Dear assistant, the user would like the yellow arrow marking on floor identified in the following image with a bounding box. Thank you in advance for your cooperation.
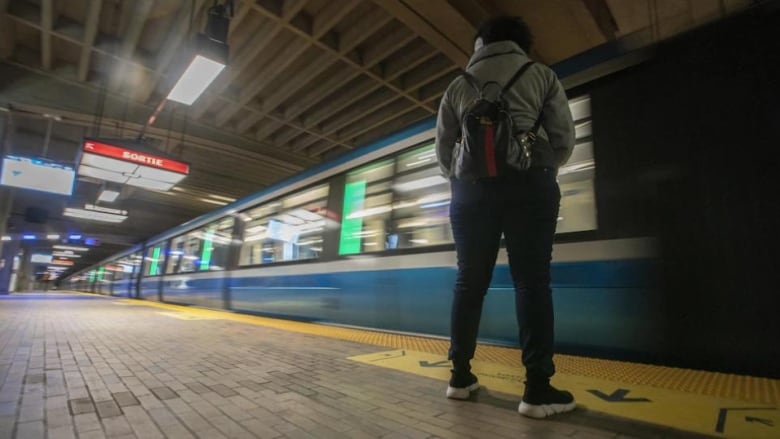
[348,350,778,438]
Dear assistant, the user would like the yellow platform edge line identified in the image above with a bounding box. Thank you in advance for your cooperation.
[78,292,777,405]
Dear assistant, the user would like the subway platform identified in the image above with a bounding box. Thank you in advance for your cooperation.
[1,292,777,439]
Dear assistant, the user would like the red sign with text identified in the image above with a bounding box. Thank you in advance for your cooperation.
[83,140,189,174]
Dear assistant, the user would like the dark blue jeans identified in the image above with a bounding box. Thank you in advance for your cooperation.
[448,168,561,385]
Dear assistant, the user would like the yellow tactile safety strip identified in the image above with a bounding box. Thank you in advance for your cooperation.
[112,296,779,405]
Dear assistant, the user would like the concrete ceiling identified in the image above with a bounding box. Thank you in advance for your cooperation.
[0,0,750,275]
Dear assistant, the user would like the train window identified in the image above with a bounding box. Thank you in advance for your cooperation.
[557,95,597,234]
[339,143,453,255]
[389,145,452,248]
[143,242,167,277]
[238,184,329,266]
[167,217,235,273]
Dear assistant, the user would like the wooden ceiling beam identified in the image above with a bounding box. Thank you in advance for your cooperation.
[189,17,286,120]
[312,0,361,39]
[583,0,619,41]
[4,12,155,80]
[224,0,361,132]
[338,6,393,55]
[209,94,354,151]
[253,8,392,141]
[269,38,436,145]
[310,87,443,157]
[281,0,308,20]
[190,0,309,120]
[311,102,416,157]
[234,50,336,134]
[254,120,285,142]
[293,89,399,151]
[287,46,443,152]
[0,0,14,60]
[272,31,419,148]
[251,2,437,116]
[109,0,153,90]
[229,0,253,36]
[77,0,103,82]
[394,55,456,90]
[40,0,53,70]
[347,107,432,152]
[214,35,310,127]
[371,0,471,67]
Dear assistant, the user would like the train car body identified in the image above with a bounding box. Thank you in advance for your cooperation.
[72,101,664,361]
[69,6,780,377]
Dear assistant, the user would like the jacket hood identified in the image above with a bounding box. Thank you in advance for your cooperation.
[467,41,528,69]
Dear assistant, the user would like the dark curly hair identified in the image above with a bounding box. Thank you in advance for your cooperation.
[475,16,533,53]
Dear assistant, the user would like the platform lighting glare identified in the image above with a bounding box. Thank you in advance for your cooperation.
[63,207,127,223]
[1,236,10,241]
[200,198,228,206]
[53,245,89,252]
[47,234,60,240]
[167,56,225,105]
[208,194,236,202]
[69,234,82,240]
[22,234,36,240]
[97,188,120,203]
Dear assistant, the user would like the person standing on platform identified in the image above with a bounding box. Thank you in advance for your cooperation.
[435,16,576,418]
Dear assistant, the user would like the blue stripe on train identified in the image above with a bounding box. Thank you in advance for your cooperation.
[158,259,664,355]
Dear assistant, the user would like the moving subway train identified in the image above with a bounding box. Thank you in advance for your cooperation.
[67,8,780,376]
[68,94,664,360]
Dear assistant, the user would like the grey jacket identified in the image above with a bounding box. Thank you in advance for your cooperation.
[436,41,575,177]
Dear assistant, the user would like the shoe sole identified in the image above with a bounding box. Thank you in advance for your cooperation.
[446,382,480,400]
[518,400,576,418]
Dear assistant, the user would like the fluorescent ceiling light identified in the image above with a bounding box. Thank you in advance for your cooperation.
[64,207,128,223]
[167,55,225,105]
[200,198,227,206]
[69,234,82,240]
[208,194,236,202]
[52,252,81,258]
[97,188,120,202]
[47,234,60,240]
[84,204,127,215]
[53,245,89,252]
[22,234,36,240]
[1,236,10,241]
[31,254,53,263]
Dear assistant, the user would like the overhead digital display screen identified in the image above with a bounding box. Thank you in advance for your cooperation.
[0,155,75,196]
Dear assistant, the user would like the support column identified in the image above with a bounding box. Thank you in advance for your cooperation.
[0,188,13,294]
[17,242,34,292]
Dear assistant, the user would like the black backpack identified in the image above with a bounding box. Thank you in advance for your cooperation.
[454,61,541,180]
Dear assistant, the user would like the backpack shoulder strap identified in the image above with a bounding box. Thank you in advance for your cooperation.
[501,61,535,95]
[459,70,482,94]
[502,61,545,135]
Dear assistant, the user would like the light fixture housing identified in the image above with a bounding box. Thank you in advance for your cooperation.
[167,33,228,105]
[97,183,121,203]
[63,207,128,224]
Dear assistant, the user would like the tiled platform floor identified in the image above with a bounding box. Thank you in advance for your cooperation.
[0,293,710,439]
